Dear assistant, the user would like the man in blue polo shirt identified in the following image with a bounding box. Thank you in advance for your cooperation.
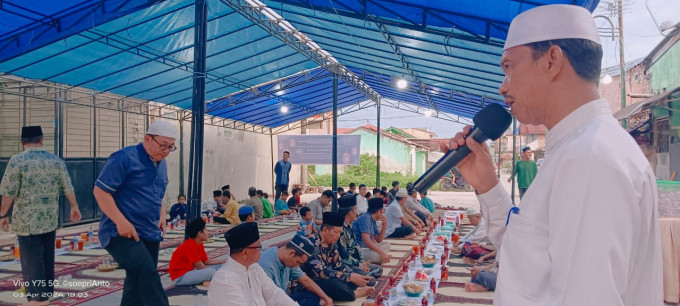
[93,121,176,306]
[274,150,292,200]
[353,198,391,264]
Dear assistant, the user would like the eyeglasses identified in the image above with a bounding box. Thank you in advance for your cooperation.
[151,136,177,152]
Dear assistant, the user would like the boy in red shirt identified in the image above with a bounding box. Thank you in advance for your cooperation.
[169,219,226,287]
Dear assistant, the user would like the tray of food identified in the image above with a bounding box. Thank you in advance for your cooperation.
[0,254,16,261]
[96,263,119,272]
[403,282,425,297]
[414,269,430,282]
[396,299,421,306]
[421,255,436,268]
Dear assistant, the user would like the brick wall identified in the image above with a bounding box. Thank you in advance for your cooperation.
[598,64,651,114]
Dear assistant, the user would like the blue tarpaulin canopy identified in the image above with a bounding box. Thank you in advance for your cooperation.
[0,0,599,128]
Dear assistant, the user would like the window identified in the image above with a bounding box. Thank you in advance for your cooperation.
[655,118,670,153]
[525,134,537,143]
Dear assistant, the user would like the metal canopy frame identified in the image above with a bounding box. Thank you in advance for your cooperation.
[220,0,381,104]
[265,0,510,47]
[0,0,600,131]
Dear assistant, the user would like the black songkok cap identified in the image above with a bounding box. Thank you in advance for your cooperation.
[337,195,356,208]
[322,212,344,227]
[224,222,260,250]
[368,198,384,211]
[21,126,42,138]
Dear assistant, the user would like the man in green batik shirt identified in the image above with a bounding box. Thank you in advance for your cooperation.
[257,190,274,219]
[0,126,81,305]
[508,146,539,199]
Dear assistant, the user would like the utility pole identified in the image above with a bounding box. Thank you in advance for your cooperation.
[618,0,627,128]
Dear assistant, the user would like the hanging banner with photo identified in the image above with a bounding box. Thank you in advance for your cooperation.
[277,135,361,165]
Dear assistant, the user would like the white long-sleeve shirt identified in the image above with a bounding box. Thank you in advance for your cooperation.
[477,99,663,306]
[355,195,368,215]
[406,197,431,216]
[201,198,218,212]
[207,258,298,306]
[457,216,488,248]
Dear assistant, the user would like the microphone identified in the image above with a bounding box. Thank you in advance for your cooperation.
[414,103,512,194]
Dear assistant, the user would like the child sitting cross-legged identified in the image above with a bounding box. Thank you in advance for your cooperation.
[296,206,317,239]
[169,218,226,287]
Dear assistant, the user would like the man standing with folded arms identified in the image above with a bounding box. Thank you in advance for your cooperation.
[94,121,177,306]
[447,5,662,305]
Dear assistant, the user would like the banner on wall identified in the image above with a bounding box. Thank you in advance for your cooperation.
[277,135,361,165]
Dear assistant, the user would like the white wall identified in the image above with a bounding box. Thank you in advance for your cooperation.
[160,118,302,206]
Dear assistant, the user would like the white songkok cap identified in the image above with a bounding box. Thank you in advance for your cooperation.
[467,206,481,216]
[146,121,177,139]
[504,4,601,51]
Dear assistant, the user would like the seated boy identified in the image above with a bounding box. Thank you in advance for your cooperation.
[297,206,316,238]
[239,205,256,224]
[169,219,226,287]
[275,191,291,215]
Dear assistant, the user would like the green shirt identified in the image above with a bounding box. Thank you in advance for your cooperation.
[0,147,74,236]
[511,159,538,188]
[420,197,435,213]
[261,198,274,219]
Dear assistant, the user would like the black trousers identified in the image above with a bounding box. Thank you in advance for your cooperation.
[275,184,288,202]
[18,231,56,302]
[414,211,428,224]
[387,225,414,238]
[213,216,231,224]
[315,278,358,301]
[105,236,169,306]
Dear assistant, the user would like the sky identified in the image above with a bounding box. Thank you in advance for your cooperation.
[337,0,680,139]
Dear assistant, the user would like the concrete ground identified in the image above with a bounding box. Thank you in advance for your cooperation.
[300,172,522,211]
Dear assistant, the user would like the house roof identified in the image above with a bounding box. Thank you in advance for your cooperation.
[384,127,415,138]
[345,124,429,149]
[645,28,680,66]
[600,58,646,78]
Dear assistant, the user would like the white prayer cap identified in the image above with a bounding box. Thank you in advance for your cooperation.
[504,4,601,51]
[467,206,481,216]
[146,121,177,139]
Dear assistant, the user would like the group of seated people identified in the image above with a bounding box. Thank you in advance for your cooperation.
[166,180,451,305]
[448,206,498,293]
[168,181,499,301]
[168,184,308,226]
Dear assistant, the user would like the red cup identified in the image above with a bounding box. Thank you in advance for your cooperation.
[55,239,62,249]
[77,240,84,251]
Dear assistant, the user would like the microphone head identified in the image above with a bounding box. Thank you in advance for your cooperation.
[473,103,512,140]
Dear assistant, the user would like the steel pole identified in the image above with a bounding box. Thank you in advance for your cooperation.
[376,100,381,187]
[331,74,338,212]
[187,0,208,220]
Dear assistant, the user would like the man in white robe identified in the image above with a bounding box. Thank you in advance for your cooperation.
[446,4,662,305]
[207,222,297,306]
[453,207,488,252]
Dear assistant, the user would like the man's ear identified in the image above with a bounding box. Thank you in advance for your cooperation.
[545,45,566,81]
